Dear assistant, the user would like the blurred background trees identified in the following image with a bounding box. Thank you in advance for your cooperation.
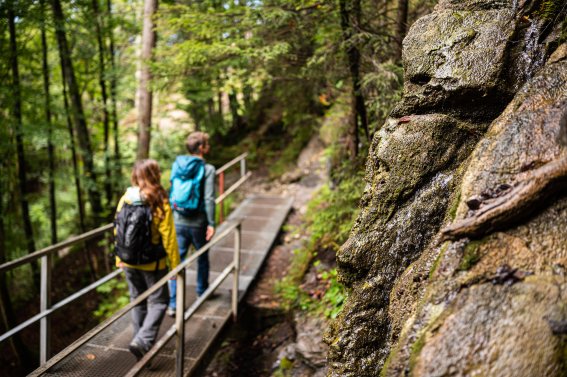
[0,0,435,372]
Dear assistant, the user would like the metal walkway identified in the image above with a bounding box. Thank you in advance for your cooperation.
[32,195,292,377]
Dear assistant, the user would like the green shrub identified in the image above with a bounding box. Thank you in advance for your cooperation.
[275,171,363,318]
[93,277,130,319]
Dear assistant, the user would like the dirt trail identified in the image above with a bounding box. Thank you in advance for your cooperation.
[203,136,328,376]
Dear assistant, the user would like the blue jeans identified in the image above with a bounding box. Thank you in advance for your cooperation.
[168,224,209,309]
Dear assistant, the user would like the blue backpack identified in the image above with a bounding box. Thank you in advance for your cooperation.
[170,156,205,215]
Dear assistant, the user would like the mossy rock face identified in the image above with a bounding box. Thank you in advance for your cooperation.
[328,1,567,376]
[328,114,480,376]
[436,0,515,11]
[413,277,566,377]
[337,114,479,286]
[382,197,567,377]
[455,58,567,221]
[378,38,567,377]
[396,8,517,118]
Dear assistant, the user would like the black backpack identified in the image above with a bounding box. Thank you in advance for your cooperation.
[114,203,166,265]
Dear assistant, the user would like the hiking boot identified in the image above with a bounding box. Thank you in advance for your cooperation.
[167,307,176,317]
[129,340,146,361]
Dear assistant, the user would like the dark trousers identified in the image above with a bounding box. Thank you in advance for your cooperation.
[124,267,168,350]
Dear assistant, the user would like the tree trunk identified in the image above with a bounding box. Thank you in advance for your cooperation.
[339,0,368,157]
[352,0,369,142]
[92,0,112,207]
[394,0,409,62]
[107,0,121,198]
[136,0,158,160]
[8,2,39,287]
[61,81,97,280]
[51,0,103,219]
[41,0,57,245]
[0,168,32,369]
[217,84,224,129]
[62,83,87,234]
[228,90,243,131]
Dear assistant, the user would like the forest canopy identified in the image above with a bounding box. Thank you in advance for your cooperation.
[1,0,433,260]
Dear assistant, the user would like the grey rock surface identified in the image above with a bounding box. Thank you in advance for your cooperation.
[326,0,567,375]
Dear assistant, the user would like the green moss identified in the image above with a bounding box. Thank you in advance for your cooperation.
[536,0,565,20]
[429,242,449,279]
[408,332,427,373]
[273,357,294,377]
[458,240,482,271]
[447,189,461,220]
[380,351,394,377]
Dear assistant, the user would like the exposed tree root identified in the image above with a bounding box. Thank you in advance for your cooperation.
[442,155,567,240]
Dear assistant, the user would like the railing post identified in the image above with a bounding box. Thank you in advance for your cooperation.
[240,158,246,178]
[219,172,225,224]
[175,269,186,377]
[40,254,52,365]
[232,224,241,321]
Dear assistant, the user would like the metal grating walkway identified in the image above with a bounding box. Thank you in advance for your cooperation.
[37,195,293,377]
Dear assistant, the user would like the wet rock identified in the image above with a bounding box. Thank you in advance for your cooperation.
[328,172,462,376]
[293,313,328,368]
[329,2,567,376]
[383,122,567,373]
[272,313,329,377]
[411,278,567,377]
[337,113,479,286]
[450,59,567,229]
[395,7,517,118]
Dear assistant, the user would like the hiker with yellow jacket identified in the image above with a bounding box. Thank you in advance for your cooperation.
[114,159,181,361]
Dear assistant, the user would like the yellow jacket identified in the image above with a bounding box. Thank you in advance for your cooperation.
[115,187,180,271]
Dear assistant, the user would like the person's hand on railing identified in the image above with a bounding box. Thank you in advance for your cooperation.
[206,226,215,241]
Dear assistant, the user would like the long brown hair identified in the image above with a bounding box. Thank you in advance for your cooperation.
[131,159,168,217]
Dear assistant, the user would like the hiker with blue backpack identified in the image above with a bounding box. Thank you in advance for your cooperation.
[114,159,181,361]
[168,131,216,316]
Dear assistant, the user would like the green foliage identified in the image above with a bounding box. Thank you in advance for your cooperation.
[307,174,365,251]
[269,121,317,178]
[276,169,364,317]
[216,194,236,225]
[93,276,129,319]
[275,245,314,311]
[361,62,404,129]
[320,268,346,319]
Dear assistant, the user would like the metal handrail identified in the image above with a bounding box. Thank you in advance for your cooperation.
[0,153,250,369]
[216,152,248,174]
[29,219,242,377]
[0,224,113,274]
[0,269,122,343]
[216,152,249,224]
